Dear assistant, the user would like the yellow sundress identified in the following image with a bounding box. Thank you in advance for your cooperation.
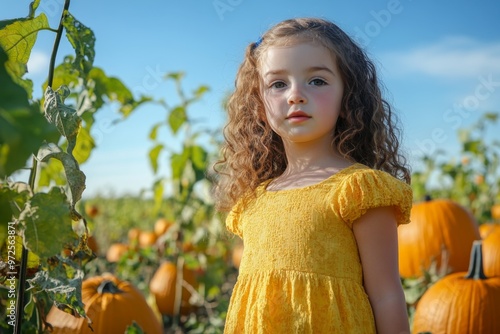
[224,163,412,333]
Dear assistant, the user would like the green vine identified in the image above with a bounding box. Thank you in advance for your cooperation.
[0,1,150,332]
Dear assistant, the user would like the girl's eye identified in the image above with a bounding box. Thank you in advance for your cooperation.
[310,78,327,86]
[270,81,286,89]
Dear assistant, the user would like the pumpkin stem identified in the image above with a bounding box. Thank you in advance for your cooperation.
[97,280,124,294]
[464,240,487,280]
[424,194,432,202]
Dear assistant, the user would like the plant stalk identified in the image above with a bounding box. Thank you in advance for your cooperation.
[47,0,71,88]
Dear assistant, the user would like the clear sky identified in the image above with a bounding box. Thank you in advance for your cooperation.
[3,0,500,197]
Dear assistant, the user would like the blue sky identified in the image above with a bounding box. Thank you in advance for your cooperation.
[3,0,500,197]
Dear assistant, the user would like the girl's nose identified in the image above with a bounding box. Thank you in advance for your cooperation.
[287,85,307,105]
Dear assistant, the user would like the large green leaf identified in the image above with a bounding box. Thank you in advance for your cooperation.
[37,143,86,209]
[63,12,95,76]
[0,12,49,94]
[87,67,149,117]
[0,182,32,249]
[71,126,95,165]
[148,144,164,174]
[171,149,189,180]
[43,85,82,155]
[168,105,186,134]
[0,47,58,177]
[19,187,74,259]
[28,255,87,320]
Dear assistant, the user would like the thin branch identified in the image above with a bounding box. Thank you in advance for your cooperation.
[47,0,71,88]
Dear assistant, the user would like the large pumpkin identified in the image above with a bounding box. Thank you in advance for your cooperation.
[149,261,198,316]
[412,241,500,334]
[479,222,500,239]
[46,274,163,334]
[398,198,481,278]
[483,226,500,277]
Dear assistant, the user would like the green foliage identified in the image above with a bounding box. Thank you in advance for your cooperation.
[0,1,150,333]
[0,47,58,177]
[411,112,500,223]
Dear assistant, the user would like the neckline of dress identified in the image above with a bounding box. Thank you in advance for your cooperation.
[263,163,363,193]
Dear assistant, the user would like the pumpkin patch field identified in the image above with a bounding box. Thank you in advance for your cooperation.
[1,2,500,333]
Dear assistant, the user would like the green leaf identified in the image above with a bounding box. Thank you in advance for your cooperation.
[463,140,482,154]
[193,85,210,99]
[190,145,208,181]
[37,158,66,187]
[62,12,95,76]
[152,179,164,216]
[171,150,189,180]
[0,46,58,177]
[43,56,80,95]
[483,112,498,122]
[190,145,207,170]
[165,71,184,82]
[28,255,87,320]
[125,321,145,334]
[71,126,95,165]
[37,143,86,208]
[168,106,186,134]
[29,0,41,17]
[88,67,147,117]
[148,144,164,174]
[0,13,49,65]
[43,85,82,155]
[19,187,74,259]
[149,122,162,140]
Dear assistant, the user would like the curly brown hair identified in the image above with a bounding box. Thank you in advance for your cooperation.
[213,17,410,212]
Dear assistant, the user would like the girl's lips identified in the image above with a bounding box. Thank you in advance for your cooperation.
[287,116,311,123]
[287,111,310,118]
[286,111,311,122]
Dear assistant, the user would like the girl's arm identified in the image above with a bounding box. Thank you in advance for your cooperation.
[353,206,410,334]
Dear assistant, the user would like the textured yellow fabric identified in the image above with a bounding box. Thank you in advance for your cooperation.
[224,163,413,334]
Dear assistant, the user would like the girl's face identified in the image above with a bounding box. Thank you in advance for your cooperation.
[260,42,344,147]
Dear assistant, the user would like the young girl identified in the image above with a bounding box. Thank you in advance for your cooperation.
[214,17,412,334]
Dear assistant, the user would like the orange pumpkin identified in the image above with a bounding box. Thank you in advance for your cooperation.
[127,228,142,245]
[105,243,129,263]
[479,222,500,239]
[154,218,173,236]
[138,231,158,248]
[149,261,198,316]
[397,198,481,278]
[231,243,244,269]
[412,241,500,334]
[492,203,500,220]
[483,227,500,277]
[46,274,163,334]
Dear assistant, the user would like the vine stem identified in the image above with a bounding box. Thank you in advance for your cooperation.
[47,0,71,88]
[14,1,71,332]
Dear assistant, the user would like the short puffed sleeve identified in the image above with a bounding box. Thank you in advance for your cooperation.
[335,168,413,228]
